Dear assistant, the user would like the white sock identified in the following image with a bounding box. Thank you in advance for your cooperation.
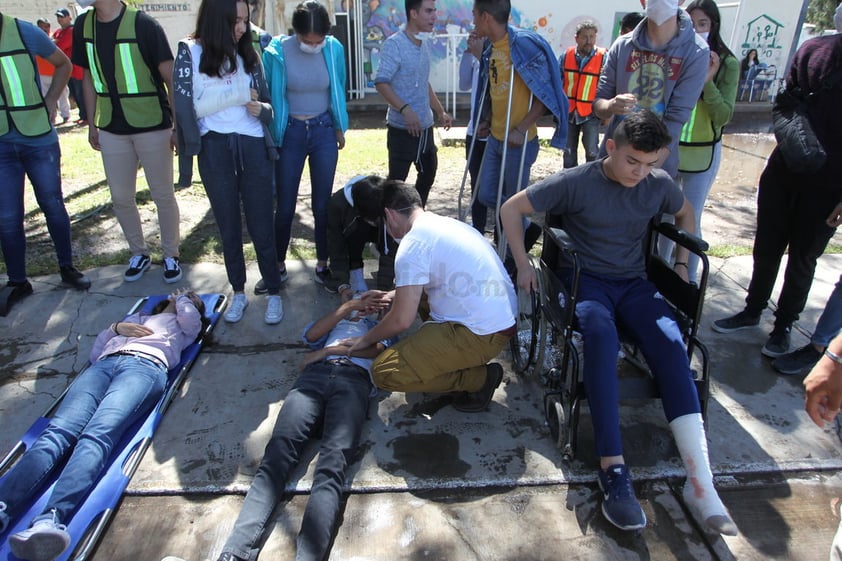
[350,268,368,293]
[670,413,738,535]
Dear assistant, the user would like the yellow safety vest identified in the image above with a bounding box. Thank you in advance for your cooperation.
[678,100,718,173]
[0,15,51,137]
[251,29,262,55]
[82,7,163,129]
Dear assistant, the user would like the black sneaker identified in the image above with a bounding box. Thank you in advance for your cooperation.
[452,363,504,412]
[772,344,823,376]
[59,266,91,290]
[711,310,761,333]
[315,266,338,293]
[762,326,792,358]
[254,267,288,295]
[598,464,647,531]
[163,256,182,284]
[124,254,151,282]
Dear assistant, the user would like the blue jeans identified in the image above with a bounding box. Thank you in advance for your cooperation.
[275,112,339,263]
[571,272,700,457]
[813,274,842,348]
[0,140,74,283]
[199,132,280,294]
[222,362,371,561]
[563,117,599,168]
[0,354,166,523]
[478,135,538,237]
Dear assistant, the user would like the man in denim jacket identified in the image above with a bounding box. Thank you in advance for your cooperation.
[471,0,568,252]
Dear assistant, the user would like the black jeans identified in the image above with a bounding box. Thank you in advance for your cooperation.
[386,125,437,206]
[744,149,838,329]
[221,362,372,561]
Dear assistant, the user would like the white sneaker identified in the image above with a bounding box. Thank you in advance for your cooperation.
[224,293,248,323]
[9,512,71,561]
[264,295,283,324]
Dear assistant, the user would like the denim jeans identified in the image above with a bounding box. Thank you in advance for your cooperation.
[660,142,723,283]
[571,272,700,457]
[563,117,599,168]
[0,354,166,523]
[0,140,74,282]
[275,112,339,264]
[386,125,437,206]
[222,362,371,561]
[813,274,842,348]
[199,132,280,294]
[478,135,538,237]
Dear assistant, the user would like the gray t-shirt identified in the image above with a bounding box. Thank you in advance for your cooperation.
[526,159,684,278]
[374,31,434,129]
[282,37,330,117]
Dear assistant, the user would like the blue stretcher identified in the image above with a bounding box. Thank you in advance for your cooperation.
[0,293,226,561]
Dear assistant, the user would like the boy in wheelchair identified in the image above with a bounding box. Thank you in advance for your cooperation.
[500,110,737,535]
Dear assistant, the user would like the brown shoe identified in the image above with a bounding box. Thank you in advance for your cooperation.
[452,363,503,412]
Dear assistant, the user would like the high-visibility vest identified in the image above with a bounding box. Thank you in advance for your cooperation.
[678,99,718,173]
[82,7,163,129]
[562,46,604,118]
[0,15,52,137]
[251,29,262,55]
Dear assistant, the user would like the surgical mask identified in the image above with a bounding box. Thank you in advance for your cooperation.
[299,40,325,55]
[835,3,842,32]
[77,0,96,7]
[646,0,678,26]
[696,31,709,42]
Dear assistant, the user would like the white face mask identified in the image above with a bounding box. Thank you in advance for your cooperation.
[413,31,435,41]
[299,40,325,55]
[696,31,709,42]
[835,3,842,32]
[646,0,678,26]
[77,0,96,8]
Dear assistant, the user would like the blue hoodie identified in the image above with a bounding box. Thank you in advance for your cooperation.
[595,10,709,177]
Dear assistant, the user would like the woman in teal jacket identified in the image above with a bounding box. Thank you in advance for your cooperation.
[257,0,349,293]
[674,0,739,283]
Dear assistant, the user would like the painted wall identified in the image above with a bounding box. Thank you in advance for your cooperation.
[5,0,807,93]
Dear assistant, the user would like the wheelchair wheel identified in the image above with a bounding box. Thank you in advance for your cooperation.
[510,256,542,375]
[545,393,568,450]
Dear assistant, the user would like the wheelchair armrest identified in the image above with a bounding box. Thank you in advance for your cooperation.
[654,222,709,254]
[543,226,577,254]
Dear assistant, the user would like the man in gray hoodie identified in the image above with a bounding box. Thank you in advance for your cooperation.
[592,0,708,178]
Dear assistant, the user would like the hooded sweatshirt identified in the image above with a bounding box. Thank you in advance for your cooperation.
[595,9,709,177]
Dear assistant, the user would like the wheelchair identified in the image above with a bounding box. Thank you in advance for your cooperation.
[509,217,711,461]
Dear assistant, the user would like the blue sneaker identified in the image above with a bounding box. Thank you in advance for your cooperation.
[598,464,647,531]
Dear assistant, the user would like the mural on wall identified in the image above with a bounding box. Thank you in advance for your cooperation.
[741,14,785,62]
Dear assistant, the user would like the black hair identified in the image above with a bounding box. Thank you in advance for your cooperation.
[619,12,643,35]
[194,0,258,78]
[151,292,211,344]
[291,1,332,36]
[405,0,422,22]
[740,48,758,74]
[382,180,422,216]
[351,175,387,220]
[612,110,671,153]
[473,0,510,25]
[686,0,734,62]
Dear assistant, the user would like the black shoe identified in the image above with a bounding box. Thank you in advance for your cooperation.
[711,310,761,333]
[315,266,338,293]
[762,326,792,358]
[60,266,91,290]
[452,363,503,412]
[124,254,151,282]
[771,344,822,376]
[255,267,288,295]
[163,256,182,284]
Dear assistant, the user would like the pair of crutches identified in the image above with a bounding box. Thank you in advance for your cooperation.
[458,64,534,261]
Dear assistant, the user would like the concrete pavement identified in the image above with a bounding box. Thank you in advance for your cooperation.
[1,253,841,561]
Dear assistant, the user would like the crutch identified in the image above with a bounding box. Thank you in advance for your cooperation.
[495,64,534,261]
[458,73,489,223]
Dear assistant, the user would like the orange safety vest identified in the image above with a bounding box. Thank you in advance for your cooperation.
[562,46,605,118]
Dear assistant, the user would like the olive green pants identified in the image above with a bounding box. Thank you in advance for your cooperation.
[372,321,510,393]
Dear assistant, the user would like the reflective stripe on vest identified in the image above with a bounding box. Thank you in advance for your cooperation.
[251,30,262,55]
[82,7,163,129]
[678,100,719,173]
[562,47,604,118]
[0,15,51,137]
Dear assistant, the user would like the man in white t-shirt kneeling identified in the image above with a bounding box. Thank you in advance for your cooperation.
[345,180,517,412]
